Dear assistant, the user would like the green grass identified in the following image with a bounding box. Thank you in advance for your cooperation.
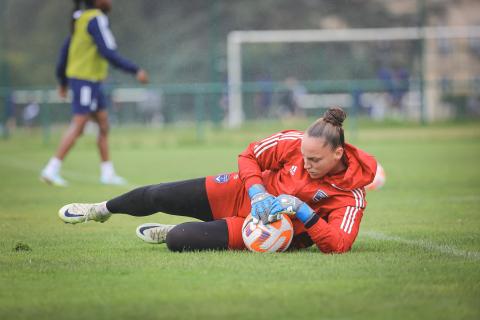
[1,121,479,320]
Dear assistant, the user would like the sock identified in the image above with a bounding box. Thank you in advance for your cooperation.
[101,161,115,178]
[44,157,62,175]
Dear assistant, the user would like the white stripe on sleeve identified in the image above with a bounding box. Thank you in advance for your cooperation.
[346,207,359,234]
[253,132,302,154]
[351,189,364,208]
[344,207,355,232]
[341,190,364,234]
[340,206,352,231]
[352,190,359,208]
[253,133,283,153]
[96,15,117,50]
[341,206,359,234]
[255,142,278,157]
[253,133,302,158]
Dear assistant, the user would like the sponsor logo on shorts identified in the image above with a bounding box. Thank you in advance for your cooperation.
[313,189,328,202]
[215,174,230,184]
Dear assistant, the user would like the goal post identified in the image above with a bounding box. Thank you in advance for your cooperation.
[227,26,480,127]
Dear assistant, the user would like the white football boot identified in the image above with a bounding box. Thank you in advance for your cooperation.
[136,223,176,244]
[40,170,68,187]
[100,174,127,186]
[58,202,111,224]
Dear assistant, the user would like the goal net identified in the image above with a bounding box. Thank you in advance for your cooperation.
[227,26,480,127]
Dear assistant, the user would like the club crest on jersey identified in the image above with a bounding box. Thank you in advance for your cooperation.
[289,165,298,176]
[313,189,328,202]
[215,174,230,184]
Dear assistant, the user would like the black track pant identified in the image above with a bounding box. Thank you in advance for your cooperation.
[106,178,228,252]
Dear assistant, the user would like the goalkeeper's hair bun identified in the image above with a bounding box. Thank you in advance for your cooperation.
[306,107,346,149]
[323,107,346,127]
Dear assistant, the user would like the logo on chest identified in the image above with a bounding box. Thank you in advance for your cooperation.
[289,165,298,176]
[312,189,329,202]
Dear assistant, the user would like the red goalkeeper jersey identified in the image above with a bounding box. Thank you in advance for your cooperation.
[238,129,377,253]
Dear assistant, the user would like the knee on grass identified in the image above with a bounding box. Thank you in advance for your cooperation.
[166,223,198,252]
[165,221,228,252]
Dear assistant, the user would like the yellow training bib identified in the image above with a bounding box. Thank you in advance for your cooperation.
[66,9,109,81]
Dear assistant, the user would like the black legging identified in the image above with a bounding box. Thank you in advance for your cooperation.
[107,177,213,221]
[106,178,229,251]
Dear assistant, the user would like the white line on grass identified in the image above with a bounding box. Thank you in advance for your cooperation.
[0,157,139,189]
[363,231,480,261]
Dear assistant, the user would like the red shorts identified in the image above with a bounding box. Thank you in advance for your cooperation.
[205,173,249,250]
[205,173,309,250]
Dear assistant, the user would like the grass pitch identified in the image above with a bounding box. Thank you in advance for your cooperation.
[1,120,479,320]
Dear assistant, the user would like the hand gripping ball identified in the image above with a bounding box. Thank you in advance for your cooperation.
[242,214,294,252]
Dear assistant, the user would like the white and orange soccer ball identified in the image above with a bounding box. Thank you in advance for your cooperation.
[365,163,386,191]
[242,214,294,252]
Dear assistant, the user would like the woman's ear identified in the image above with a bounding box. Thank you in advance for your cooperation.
[334,146,344,160]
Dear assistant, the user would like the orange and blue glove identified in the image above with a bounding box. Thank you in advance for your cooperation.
[248,184,282,224]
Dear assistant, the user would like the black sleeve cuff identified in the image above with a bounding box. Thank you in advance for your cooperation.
[304,214,320,228]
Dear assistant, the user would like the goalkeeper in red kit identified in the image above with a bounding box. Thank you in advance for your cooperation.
[58,107,377,253]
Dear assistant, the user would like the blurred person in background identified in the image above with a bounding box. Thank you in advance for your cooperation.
[57,107,378,254]
[22,101,40,130]
[40,0,149,186]
[253,74,274,118]
[377,65,410,114]
[279,77,307,118]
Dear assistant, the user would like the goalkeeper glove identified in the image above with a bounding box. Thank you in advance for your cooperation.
[269,194,316,224]
[248,184,275,224]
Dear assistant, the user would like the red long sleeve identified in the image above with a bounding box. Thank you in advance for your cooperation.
[306,205,364,253]
[238,130,303,190]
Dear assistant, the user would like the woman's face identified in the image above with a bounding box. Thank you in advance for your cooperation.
[301,134,344,179]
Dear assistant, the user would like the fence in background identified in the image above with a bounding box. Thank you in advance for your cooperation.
[1,77,479,142]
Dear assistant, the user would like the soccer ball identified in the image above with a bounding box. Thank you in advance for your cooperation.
[242,214,294,252]
[365,163,386,191]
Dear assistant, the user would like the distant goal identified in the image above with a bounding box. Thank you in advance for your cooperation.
[227,26,480,127]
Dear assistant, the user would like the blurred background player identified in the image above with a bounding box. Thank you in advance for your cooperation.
[57,107,377,254]
[40,0,149,186]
